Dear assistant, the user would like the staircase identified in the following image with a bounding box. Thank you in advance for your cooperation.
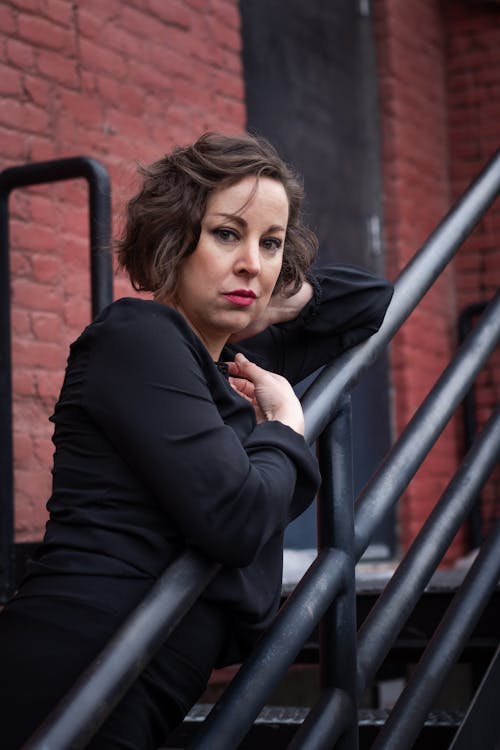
[1,151,499,749]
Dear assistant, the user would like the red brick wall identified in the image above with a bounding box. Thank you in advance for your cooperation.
[374,0,499,560]
[373,0,465,560]
[1,0,245,541]
[445,0,500,537]
[2,0,497,556]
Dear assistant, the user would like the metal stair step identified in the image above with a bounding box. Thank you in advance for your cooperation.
[162,704,464,749]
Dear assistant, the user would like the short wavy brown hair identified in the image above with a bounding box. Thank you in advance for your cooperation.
[117,132,318,300]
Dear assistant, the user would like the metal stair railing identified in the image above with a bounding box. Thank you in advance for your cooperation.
[0,157,113,605]
[190,291,500,750]
[20,148,500,750]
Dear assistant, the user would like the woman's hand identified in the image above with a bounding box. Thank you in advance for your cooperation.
[227,353,305,435]
[227,281,314,343]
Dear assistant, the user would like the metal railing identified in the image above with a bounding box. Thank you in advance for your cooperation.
[18,148,500,749]
[0,157,113,603]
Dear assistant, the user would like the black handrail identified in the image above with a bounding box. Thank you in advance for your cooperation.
[22,553,219,750]
[458,301,489,548]
[291,402,500,749]
[449,645,500,750]
[302,148,500,442]
[0,157,113,604]
[356,403,500,696]
[20,148,500,749]
[371,520,500,750]
[189,293,500,750]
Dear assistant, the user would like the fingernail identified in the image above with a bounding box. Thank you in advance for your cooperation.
[235,352,248,363]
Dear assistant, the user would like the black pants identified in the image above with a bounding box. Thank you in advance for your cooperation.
[0,596,223,749]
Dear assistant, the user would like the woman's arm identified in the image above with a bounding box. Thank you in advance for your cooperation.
[228,281,315,343]
[84,301,320,569]
[229,264,394,384]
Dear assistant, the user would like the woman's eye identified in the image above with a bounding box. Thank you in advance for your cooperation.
[214,228,238,242]
[262,237,282,252]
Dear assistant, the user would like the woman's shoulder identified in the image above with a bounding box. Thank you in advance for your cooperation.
[76,298,202,356]
[93,297,192,336]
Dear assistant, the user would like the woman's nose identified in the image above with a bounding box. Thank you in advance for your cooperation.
[234,241,261,275]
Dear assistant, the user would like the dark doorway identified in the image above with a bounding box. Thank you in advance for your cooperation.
[240,0,394,559]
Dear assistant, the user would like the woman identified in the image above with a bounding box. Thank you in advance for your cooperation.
[0,132,393,749]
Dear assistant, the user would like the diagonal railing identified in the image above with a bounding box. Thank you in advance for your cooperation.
[20,148,500,749]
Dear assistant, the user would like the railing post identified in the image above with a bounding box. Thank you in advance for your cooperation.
[318,396,358,749]
[289,396,358,750]
[0,157,113,603]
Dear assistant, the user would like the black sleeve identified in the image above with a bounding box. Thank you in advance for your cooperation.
[231,264,394,384]
[83,302,320,568]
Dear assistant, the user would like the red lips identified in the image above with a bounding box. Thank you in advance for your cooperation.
[223,289,257,306]
[226,289,256,298]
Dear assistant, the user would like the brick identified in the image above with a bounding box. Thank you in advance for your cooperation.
[214,69,244,100]
[36,48,79,87]
[13,337,66,369]
[145,0,193,29]
[0,63,23,96]
[210,14,241,52]
[23,73,52,108]
[10,250,32,276]
[29,194,58,227]
[63,297,92,327]
[104,107,151,141]
[15,468,52,506]
[0,125,28,160]
[12,368,36,397]
[120,6,172,43]
[0,4,17,34]
[44,0,74,27]
[31,254,62,284]
[103,24,145,59]
[11,308,32,337]
[12,279,62,312]
[6,38,36,69]
[75,7,103,38]
[79,37,126,77]
[11,220,59,253]
[76,0,123,21]
[58,88,103,126]
[18,12,75,54]
[26,134,58,162]
[7,0,43,10]
[14,432,34,464]
[0,98,50,133]
[37,370,65,399]
[96,76,144,115]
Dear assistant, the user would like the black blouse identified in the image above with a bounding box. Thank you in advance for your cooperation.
[21,265,393,666]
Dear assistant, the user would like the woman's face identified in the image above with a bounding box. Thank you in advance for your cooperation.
[171,175,289,359]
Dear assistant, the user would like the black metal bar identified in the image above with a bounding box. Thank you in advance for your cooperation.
[287,689,353,750]
[0,157,112,604]
[458,301,488,549]
[22,551,219,750]
[0,186,14,602]
[302,148,500,444]
[356,403,500,697]
[353,291,500,561]
[185,156,500,748]
[371,520,500,750]
[293,402,500,748]
[188,548,349,750]
[449,645,500,750]
[0,157,113,318]
[289,397,358,750]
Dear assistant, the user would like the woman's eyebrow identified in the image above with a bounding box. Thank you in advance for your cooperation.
[210,212,286,233]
